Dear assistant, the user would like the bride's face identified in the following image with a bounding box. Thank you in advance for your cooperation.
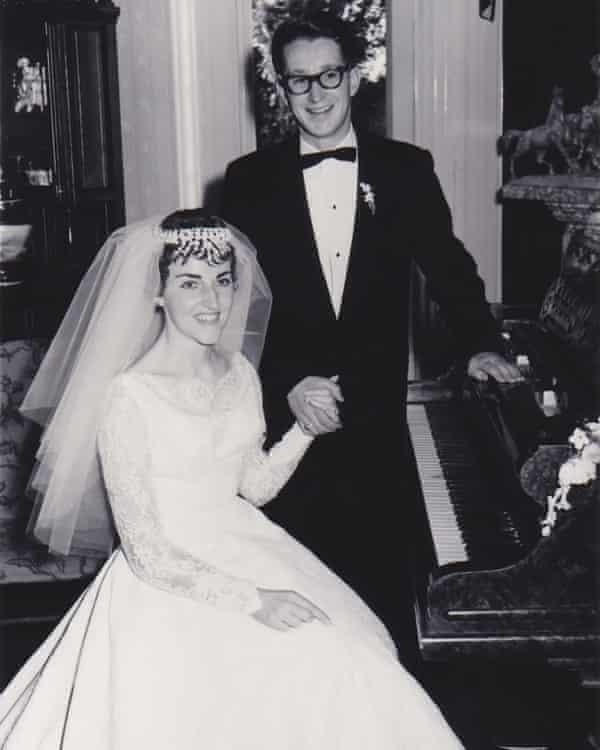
[160,256,235,347]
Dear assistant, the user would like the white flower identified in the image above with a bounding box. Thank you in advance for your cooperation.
[559,455,597,489]
[359,181,376,214]
[569,427,590,452]
[360,45,386,84]
[582,441,600,464]
[568,421,600,464]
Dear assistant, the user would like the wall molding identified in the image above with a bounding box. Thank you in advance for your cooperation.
[167,0,256,210]
[168,0,204,209]
[388,0,503,302]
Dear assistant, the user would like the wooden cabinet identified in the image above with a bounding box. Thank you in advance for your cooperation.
[0,4,123,660]
[0,0,125,339]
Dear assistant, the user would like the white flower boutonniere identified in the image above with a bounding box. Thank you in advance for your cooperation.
[359,181,376,215]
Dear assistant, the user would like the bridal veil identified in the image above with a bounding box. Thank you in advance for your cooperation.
[20,214,272,557]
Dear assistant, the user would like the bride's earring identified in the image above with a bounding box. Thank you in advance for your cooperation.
[154,296,164,308]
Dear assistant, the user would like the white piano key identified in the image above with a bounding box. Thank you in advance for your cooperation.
[407,404,469,565]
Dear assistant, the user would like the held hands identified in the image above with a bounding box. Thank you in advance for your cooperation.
[252,589,331,631]
[467,351,523,383]
[288,376,344,437]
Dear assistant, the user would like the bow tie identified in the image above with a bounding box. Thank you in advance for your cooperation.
[300,147,357,170]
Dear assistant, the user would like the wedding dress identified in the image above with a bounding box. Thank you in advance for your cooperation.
[0,353,463,749]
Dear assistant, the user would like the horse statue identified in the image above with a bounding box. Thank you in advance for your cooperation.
[582,99,600,172]
[498,86,578,177]
[563,105,600,172]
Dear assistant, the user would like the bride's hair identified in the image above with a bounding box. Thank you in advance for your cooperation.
[158,210,237,291]
[160,208,220,231]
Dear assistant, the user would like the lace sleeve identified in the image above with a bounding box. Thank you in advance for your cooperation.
[238,365,313,507]
[239,425,313,507]
[97,377,261,614]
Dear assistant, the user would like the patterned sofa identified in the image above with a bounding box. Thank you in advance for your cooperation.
[0,338,99,583]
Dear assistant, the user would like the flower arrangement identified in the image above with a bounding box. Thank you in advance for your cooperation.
[540,418,600,536]
[252,0,386,147]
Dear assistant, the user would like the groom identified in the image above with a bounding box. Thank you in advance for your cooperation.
[222,10,520,665]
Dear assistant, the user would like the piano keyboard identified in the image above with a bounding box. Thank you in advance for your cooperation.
[407,401,525,569]
[407,403,468,565]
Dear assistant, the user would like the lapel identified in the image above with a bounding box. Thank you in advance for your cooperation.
[338,131,379,323]
[271,136,337,323]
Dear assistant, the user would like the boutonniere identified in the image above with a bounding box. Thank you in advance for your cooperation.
[359,181,376,215]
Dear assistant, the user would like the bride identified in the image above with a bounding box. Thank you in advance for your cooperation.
[0,209,464,748]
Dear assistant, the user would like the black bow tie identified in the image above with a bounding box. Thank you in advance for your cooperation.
[300,147,357,170]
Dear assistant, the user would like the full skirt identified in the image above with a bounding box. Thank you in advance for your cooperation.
[0,499,463,749]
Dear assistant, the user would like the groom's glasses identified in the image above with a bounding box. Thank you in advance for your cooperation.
[279,65,350,96]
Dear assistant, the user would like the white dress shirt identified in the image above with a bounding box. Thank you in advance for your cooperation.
[301,129,358,317]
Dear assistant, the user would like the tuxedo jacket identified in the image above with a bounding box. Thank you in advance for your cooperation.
[222,131,502,446]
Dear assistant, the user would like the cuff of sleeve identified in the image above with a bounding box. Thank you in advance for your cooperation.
[202,581,263,615]
[262,422,313,467]
[275,422,314,458]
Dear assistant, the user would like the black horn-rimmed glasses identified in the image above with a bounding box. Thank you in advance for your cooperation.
[279,65,350,96]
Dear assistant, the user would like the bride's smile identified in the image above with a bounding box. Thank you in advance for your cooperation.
[159,256,235,347]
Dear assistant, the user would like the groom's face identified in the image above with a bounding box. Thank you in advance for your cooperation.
[280,36,360,150]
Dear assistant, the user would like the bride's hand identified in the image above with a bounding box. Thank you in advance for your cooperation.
[288,376,343,436]
[252,589,331,631]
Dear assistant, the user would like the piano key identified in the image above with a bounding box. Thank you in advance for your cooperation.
[407,404,468,565]
[407,402,526,568]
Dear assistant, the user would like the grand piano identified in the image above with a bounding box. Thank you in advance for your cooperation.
[407,368,598,667]
[407,166,599,662]
[406,219,599,745]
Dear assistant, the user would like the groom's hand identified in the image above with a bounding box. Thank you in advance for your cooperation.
[288,376,343,436]
[467,351,523,383]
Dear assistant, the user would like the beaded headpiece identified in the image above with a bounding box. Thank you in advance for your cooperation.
[158,225,234,270]
[159,226,231,250]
